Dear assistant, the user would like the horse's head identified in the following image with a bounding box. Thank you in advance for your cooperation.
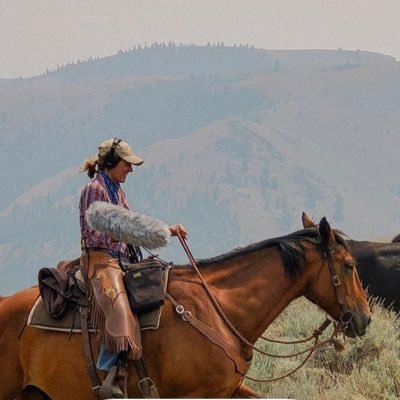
[302,214,371,338]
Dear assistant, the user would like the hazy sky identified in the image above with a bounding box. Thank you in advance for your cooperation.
[1,0,399,78]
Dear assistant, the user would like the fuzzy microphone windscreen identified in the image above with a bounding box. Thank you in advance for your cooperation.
[85,201,171,249]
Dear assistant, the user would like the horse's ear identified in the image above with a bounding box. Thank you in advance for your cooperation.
[392,233,400,243]
[302,212,315,228]
[319,217,335,245]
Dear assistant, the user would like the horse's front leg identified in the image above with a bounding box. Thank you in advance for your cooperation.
[231,383,262,398]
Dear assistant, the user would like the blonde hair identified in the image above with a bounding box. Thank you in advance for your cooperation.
[79,154,106,179]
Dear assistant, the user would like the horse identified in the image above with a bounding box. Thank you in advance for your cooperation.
[346,239,400,312]
[302,212,400,313]
[391,234,400,243]
[0,217,370,399]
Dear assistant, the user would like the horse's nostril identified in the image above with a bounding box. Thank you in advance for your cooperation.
[341,311,353,324]
[367,316,372,325]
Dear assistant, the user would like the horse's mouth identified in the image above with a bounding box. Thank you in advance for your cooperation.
[344,322,358,338]
[345,316,370,338]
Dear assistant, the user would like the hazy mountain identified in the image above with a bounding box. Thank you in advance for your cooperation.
[0,45,399,294]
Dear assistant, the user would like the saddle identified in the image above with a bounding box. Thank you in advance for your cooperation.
[28,258,171,332]
[28,257,169,398]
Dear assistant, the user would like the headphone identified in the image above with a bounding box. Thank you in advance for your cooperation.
[103,138,122,169]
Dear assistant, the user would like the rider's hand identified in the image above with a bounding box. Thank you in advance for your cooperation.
[169,224,187,239]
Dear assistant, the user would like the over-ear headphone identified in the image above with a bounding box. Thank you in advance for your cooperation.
[104,138,122,169]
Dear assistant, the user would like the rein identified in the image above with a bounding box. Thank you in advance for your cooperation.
[245,319,345,382]
[172,232,351,382]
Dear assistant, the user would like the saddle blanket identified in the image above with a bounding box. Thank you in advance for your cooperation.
[27,266,170,332]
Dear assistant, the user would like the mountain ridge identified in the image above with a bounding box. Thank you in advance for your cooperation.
[0,45,399,294]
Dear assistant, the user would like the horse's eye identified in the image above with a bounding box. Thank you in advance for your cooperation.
[344,261,355,271]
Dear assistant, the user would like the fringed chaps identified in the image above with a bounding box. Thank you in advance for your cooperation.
[85,251,142,358]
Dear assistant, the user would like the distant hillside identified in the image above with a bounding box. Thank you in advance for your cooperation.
[0,45,399,294]
[40,44,395,82]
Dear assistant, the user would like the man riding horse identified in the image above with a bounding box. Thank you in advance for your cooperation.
[79,138,187,398]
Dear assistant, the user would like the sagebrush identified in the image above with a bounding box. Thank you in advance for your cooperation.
[246,297,400,400]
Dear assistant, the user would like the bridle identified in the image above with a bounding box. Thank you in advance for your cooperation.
[165,232,353,383]
[322,245,354,331]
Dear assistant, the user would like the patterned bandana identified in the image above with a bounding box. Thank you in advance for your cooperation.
[99,171,120,205]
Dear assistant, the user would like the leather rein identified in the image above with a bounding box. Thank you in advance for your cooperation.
[167,232,353,383]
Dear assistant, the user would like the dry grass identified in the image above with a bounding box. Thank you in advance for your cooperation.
[246,297,400,400]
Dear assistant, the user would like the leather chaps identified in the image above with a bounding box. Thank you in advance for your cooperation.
[82,251,142,358]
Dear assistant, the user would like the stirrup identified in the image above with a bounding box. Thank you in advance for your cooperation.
[98,365,125,399]
[110,384,124,399]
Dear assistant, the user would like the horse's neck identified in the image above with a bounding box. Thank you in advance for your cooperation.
[199,247,307,343]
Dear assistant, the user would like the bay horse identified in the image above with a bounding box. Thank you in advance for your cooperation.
[0,217,370,399]
[302,212,400,313]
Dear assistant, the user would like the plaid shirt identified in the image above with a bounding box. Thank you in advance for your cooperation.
[79,173,130,255]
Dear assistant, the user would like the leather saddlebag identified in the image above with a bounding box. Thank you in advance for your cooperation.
[123,262,165,314]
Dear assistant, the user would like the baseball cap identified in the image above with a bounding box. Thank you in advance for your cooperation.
[99,138,144,166]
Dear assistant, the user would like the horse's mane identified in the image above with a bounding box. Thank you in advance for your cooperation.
[197,227,348,277]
